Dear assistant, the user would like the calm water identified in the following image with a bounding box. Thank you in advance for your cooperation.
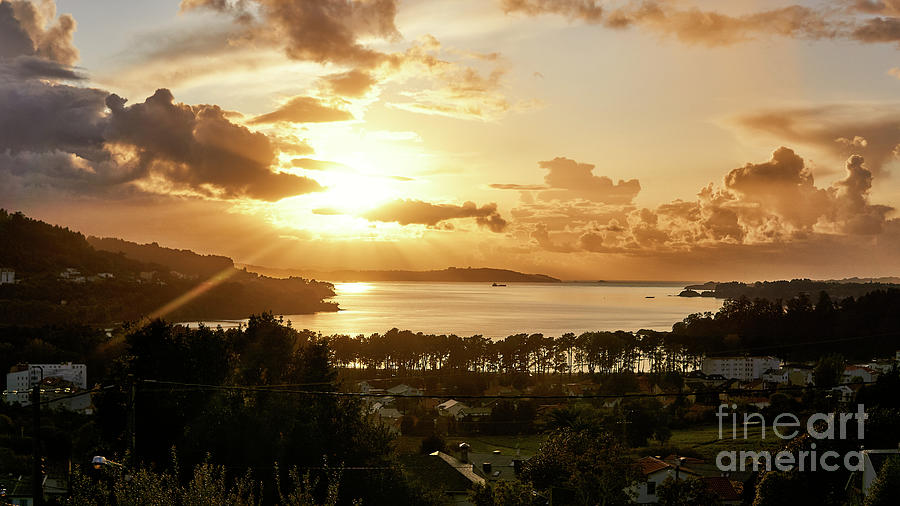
[188,282,722,338]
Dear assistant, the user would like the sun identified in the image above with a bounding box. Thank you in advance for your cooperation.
[266,170,412,240]
[262,123,431,238]
[313,172,396,214]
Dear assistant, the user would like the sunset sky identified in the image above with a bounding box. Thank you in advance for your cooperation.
[4,0,900,280]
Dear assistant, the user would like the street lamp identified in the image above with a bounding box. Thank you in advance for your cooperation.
[91,456,123,470]
[30,366,43,506]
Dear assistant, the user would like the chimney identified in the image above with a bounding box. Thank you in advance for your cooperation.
[482,462,492,474]
[458,442,470,463]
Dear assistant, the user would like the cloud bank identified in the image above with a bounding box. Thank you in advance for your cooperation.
[501,0,900,46]
[502,148,895,256]
[0,1,322,203]
[363,199,509,232]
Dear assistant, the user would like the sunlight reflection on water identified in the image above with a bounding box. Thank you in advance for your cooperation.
[184,282,722,339]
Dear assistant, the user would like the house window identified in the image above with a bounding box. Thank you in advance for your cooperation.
[647,481,656,495]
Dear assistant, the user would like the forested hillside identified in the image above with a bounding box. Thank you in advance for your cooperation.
[0,210,337,324]
[88,236,234,277]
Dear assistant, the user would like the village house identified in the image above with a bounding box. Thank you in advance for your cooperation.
[842,365,879,384]
[761,367,789,384]
[437,399,469,420]
[628,456,698,504]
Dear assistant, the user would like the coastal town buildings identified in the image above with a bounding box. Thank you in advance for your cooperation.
[700,356,781,381]
[0,268,14,284]
[5,362,88,406]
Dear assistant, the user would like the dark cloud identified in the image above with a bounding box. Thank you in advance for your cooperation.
[104,89,323,200]
[622,4,839,46]
[0,79,108,157]
[490,183,548,190]
[180,0,399,67]
[249,96,353,125]
[363,199,508,232]
[0,2,34,58]
[848,1,899,14]
[852,16,900,41]
[737,105,900,174]
[0,3,323,205]
[4,0,78,64]
[501,1,603,22]
[0,54,83,80]
[319,69,377,97]
[500,0,900,46]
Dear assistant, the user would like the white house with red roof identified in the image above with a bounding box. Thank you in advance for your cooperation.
[843,365,879,383]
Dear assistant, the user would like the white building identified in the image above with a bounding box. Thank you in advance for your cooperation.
[5,363,87,405]
[436,399,469,419]
[843,365,879,384]
[628,457,696,504]
[701,356,781,381]
[0,268,14,284]
[761,368,789,384]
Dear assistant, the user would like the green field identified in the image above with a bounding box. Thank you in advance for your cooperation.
[638,424,784,461]
[396,424,783,463]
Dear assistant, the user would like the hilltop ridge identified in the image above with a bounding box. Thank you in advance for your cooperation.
[0,210,337,324]
[238,265,562,283]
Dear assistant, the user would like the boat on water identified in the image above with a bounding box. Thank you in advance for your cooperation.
[492,283,508,287]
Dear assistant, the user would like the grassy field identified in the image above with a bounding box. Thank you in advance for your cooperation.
[396,424,782,463]
[637,423,784,461]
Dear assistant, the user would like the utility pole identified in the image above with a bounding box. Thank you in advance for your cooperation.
[128,376,136,463]
[32,383,42,506]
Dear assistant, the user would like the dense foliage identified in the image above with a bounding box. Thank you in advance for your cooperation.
[90,314,422,504]
[712,279,900,301]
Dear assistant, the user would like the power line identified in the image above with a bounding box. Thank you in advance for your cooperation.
[39,384,115,406]
[138,378,879,400]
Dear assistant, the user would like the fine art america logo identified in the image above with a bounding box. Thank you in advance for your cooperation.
[715,403,867,472]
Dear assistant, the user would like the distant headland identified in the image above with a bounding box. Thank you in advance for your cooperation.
[238,265,562,283]
[679,278,900,299]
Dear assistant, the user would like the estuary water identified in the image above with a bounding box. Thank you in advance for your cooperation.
[187,281,722,338]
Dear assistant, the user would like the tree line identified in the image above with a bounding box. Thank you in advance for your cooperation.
[324,288,900,375]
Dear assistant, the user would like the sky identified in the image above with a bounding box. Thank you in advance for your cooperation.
[3,0,900,281]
